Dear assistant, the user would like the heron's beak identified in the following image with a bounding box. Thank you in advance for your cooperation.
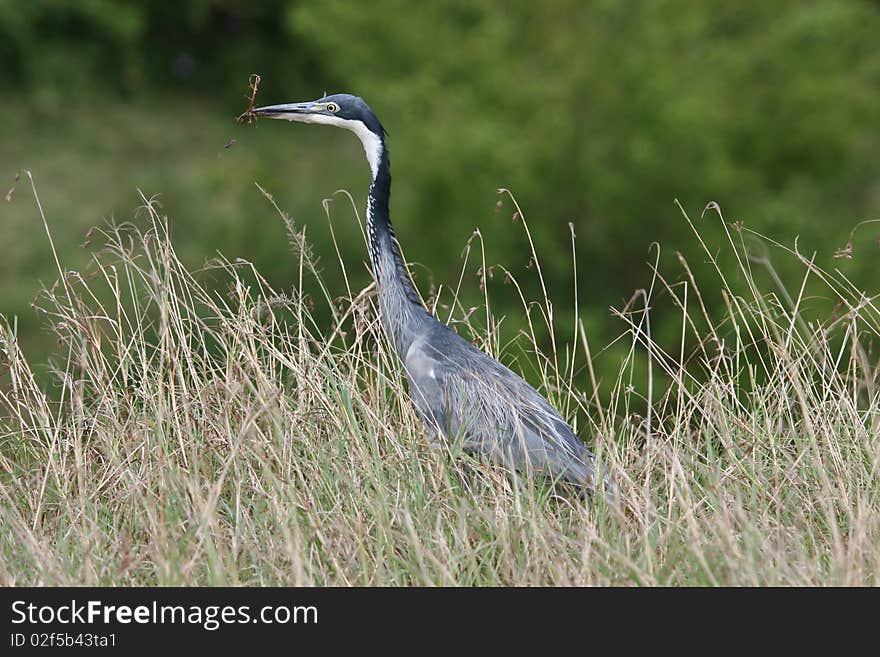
[251,102,320,120]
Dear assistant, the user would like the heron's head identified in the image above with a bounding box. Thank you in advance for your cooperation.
[252,93,386,176]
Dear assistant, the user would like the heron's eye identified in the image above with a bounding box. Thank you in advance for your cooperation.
[326,102,340,113]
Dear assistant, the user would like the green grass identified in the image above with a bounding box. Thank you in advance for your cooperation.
[1,176,878,586]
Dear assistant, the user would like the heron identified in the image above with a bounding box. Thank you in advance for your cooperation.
[251,94,616,503]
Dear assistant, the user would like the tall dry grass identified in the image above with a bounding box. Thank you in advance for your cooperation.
[1,175,878,585]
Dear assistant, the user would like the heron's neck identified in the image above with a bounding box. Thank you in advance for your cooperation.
[366,141,422,303]
[363,138,428,352]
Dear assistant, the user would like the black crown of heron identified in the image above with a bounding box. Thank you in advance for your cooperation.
[252,93,616,503]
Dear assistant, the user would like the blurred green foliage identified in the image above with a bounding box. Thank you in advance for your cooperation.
[2,1,879,390]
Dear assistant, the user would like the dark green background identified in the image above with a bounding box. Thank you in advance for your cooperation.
[2,1,879,390]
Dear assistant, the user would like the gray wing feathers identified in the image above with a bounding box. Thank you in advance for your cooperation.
[404,326,609,496]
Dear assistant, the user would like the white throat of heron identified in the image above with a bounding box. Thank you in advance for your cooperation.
[287,111,390,287]
[294,113,383,178]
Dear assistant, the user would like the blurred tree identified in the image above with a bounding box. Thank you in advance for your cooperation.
[0,0,146,95]
[0,1,328,102]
